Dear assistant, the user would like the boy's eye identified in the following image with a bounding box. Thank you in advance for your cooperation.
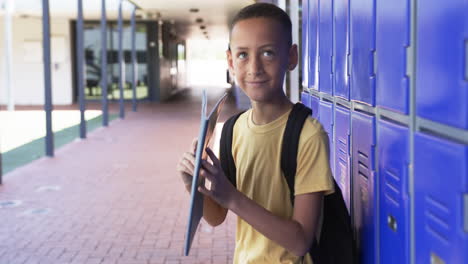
[237,52,247,59]
[262,50,274,57]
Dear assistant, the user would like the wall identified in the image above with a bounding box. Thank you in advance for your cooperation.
[0,17,73,105]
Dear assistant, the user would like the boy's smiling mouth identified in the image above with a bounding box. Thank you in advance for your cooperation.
[246,80,269,84]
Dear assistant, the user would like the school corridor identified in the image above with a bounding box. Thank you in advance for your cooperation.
[0,89,238,264]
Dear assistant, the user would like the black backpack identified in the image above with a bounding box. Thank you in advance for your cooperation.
[220,103,355,264]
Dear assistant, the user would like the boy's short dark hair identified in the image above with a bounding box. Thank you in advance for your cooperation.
[230,3,292,47]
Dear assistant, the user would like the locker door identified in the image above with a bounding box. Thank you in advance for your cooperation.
[310,95,320,119]
[301,91,310,109]
[335,105,351,211]
[334,0,350,100]
[308,0,319,89]
[415,133,468,264]
[376,0,410,114]
[319,100,334,175]
[378,120,410,264]
[350,0,376,105]
[416,0,468,129]
[351,111,376,264]
[302,0,309,88]
[319,0,333,94]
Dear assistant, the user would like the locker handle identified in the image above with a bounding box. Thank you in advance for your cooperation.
[387,214,397,232]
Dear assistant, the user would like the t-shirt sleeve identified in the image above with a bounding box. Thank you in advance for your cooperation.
[294,130,335,196]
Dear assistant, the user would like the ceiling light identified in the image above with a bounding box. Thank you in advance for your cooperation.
[195,18,203,23]
[189,8,199,13]
[200,25,206,30]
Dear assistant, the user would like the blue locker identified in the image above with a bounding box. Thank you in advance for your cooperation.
[302,0,309,88]
[350,0,376,105]
[416,0,468,129]
[310,95,320,119]
[351,111,376,264]
[376,0,410,114]
[319,100,334,175]
[308,0,319,89]
[334,105,351,211]
[333,0,350,100]
[318,0,333,94]
[415,133,468,264]
[301,91,310,109]
[378,120,410,264]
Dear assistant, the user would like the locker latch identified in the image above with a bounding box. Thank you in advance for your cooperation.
[387,215,397,232]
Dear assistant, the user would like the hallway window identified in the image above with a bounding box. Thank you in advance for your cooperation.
[77,21,149,101]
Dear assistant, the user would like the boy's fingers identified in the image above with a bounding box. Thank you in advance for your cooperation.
[200,168,215,182]
[205,148,220,167]
[191,138,198,153]
[179,158,194,174]
[198,185,211,197]
[183,152,195,162]
[201,160,217,175]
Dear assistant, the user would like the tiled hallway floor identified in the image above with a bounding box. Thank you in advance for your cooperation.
[0,89,240,264]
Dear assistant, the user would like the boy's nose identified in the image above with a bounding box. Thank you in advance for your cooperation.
[247,56,264,76]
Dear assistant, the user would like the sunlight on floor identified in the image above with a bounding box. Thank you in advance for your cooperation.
[0,110,102,153]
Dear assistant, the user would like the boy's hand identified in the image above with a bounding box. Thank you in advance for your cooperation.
[198,147,237,209]
[177,138,198,192]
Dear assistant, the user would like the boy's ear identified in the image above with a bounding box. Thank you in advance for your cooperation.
[288,44,299,71]
[226,49,235,76]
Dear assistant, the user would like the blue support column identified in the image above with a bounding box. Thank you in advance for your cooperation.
[101,0,109,126]
[77,0,86,138]
[118,0,125,119]
[42,0,54,157]
[131,6,137,112]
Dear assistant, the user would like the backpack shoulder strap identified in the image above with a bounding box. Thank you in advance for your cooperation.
[220,111,245,188]
[281,103,312,205]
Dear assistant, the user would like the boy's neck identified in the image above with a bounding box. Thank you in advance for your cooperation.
[250,95,293,125]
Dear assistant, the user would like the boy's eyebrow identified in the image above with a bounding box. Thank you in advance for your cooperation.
[231,44,278,51]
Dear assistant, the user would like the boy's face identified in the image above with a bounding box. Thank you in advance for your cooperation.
[227,17,297,103]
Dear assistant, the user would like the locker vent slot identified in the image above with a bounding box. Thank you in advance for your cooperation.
[425,195,450,244]
[384,169,400,206]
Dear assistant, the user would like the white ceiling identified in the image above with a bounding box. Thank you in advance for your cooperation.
[2,0,256,40]
[130,0,255,39]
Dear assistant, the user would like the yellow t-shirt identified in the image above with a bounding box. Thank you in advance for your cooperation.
[231,108,334,264]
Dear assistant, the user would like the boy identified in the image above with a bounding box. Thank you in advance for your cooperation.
[177,3,334,263]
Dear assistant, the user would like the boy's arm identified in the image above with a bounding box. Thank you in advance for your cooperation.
[229,186,321,257]
[203,196,228,226]
[199,148,322,257]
